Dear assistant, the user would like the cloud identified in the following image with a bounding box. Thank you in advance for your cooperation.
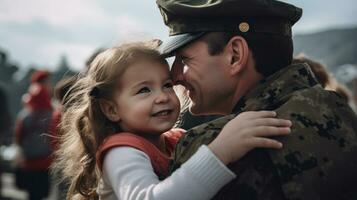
[283,0,357,33]
[96,0,167,39]
[0,0,110,26]
[38,42,97,71]
[112,15,157,43]
[0,31,96,71]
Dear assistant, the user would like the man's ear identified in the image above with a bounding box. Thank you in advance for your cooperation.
[99,99,121,122]
[227,36,249,75]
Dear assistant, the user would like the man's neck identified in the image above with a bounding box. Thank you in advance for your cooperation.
[231,66,264,113]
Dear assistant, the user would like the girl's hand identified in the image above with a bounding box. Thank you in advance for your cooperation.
[208,111,292,165]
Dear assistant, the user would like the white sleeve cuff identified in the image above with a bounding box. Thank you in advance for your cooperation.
[181,145,236,193]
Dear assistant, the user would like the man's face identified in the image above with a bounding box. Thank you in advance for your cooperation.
[171,40,234,115]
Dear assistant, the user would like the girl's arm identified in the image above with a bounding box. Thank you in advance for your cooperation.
[102,145,234,200]
[102,111,291,200]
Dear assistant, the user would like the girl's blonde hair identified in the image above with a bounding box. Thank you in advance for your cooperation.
[53,41,168,199]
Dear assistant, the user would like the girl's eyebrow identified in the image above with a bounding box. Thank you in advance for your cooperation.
[132,80,151,88]
[131,76,172,88]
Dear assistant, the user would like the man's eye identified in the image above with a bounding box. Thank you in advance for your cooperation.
[137,87,150,94]
[181,58,189,65]
[179,55,190,65]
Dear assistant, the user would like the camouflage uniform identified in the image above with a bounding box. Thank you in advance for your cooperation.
[169,63,357,200]
[156,0,357,198]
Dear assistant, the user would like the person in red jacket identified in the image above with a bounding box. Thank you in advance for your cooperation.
[14,70,53,200]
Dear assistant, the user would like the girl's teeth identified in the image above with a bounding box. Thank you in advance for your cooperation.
[155,111,169,116]
[158,111,168,116]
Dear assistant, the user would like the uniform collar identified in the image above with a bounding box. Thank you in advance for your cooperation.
[232,63,319,114]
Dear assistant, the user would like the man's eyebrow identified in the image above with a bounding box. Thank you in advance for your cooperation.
[177,54,190,60]
[176,49,188,58]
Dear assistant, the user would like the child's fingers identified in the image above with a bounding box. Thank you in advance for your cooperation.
[250,126,291,137]
[249,137,283,149]
[248,118,292,127]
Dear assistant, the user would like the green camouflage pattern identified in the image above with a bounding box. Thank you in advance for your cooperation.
[169,63,357,200]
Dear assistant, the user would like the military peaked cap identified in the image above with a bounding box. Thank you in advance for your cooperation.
[157,0,302,57]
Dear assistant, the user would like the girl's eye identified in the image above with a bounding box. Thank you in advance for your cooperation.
[164,82,173,89]
[137,87,151,94]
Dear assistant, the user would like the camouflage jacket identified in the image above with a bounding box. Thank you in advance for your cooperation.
[169,63,357,200]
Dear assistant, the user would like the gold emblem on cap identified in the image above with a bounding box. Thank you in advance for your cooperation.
[239,22,250,33]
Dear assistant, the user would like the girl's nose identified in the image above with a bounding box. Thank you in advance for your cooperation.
[154,91,169,104]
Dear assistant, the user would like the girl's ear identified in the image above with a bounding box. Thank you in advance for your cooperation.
[99,99,121,122]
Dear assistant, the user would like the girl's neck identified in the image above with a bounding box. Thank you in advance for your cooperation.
[137,133,168,156]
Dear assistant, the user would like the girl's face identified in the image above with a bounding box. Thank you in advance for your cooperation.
[113,59,180,135]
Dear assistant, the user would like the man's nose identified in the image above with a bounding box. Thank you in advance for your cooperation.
[171,56,184,85]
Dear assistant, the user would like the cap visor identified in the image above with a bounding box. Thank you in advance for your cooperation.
[160,32,205,58]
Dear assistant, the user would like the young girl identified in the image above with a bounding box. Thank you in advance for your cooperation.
[54,42,291,200]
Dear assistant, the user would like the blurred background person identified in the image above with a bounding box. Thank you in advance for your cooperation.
[293,54,355,110]
[0,84,12,143]
[84,48,106,73]
[0,84,12,199]
[13,70,53,200]
[49,75,77,200]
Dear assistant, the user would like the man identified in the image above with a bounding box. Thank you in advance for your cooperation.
[156,0,357,199]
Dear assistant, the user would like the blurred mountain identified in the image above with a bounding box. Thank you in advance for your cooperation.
[293,27,357,73]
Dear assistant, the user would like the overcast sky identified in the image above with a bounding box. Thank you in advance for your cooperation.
[1,0,357,72]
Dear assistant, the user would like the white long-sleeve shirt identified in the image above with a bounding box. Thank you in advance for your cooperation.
[97,145,236,200]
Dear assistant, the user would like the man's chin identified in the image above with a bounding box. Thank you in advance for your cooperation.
[189,102,219,116]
